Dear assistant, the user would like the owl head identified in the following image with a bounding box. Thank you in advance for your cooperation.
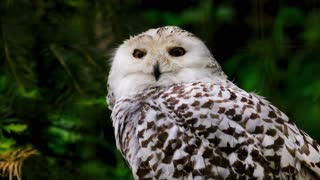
[107,26,226,106]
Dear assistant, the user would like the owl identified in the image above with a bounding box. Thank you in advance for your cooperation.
[107,26,320,179]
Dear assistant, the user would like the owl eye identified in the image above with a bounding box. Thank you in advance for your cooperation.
[133,49,146,59]
[169,47,186,57]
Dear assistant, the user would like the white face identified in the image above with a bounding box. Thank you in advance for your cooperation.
[108,26,226,102]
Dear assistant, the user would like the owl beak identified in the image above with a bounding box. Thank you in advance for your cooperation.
[153,62,161,81]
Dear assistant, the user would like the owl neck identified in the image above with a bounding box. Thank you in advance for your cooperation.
[108,67,227,106]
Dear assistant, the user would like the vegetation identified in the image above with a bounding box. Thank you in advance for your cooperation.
[0,0,319,179]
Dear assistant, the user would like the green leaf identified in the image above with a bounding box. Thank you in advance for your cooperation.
[3,123,27,133]
[75,97,106,107]
[0,138,15,151]
[47,126,81,143]
[16,85,40,99]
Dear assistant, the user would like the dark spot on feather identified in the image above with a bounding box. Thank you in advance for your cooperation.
[233,114,242,121]
[137,130,145,138]
[209,155,229,168]
[202,149,213,158]
[248,139,255,144]
[256,104,261,113]
[191,101,200,106]
[253,126,264,134]
[197,125,206,131]
[155,141,164,149]
[173,170,184,178]
[274,137,284,146]
[218,107,225,114]
[197,131,209,138]
[233,160,245,174]
[237,148,248,161]
[162,93,169,98]
[248,100,254,105]
[229,92,237,100]
[282,165,295,174]
[194,92,202,98]
[173,156,188,166]
[266,129,277,137]
[281,125,288,137]
[207,126,218,133]
[162,155,173,164]
[301,143,310,155]
[156,113,166,120]
[201,100,214,108]
[250,113,259,119]
[184,145,195,155]
[268,111,277,119]
[178,103,188,110]
[208,137,220,146]
[187,118,197,125]
[136,168,149,179]
[184,161,193,173]
[184,112,193,118]
[240,97,247,102]
[263,118,273,123]
[158,132,168,142]
[223,127,236,135]
[275,118,284,124]
[141,135,154,148]
[147,121,155,129]
[245,165,254,176]
[225,109,235,116]
[312,140,319,151]
[200,114,208,119]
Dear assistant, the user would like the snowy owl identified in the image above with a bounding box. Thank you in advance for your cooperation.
[107,26,320,179]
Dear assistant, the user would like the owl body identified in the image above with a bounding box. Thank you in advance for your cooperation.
[112,81,319,179]
[108,26,320,179]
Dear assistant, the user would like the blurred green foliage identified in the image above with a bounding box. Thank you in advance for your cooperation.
[0,0,319,179]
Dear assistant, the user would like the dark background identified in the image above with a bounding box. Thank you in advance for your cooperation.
[0,0,319,179]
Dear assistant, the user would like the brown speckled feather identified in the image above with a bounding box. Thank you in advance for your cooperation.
[111,81,320,179]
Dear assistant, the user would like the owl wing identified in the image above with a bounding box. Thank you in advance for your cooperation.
[153,81,320,178]
[112,81,320,179]
[113,92,259,179]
